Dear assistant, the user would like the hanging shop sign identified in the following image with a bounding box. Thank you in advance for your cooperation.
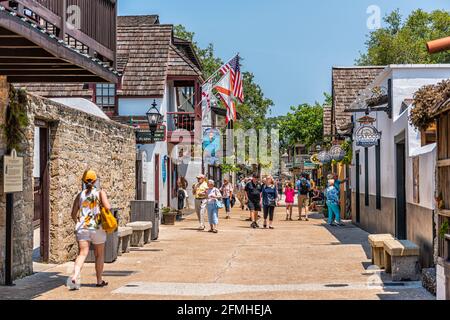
[136,126,166,144]
[203,128,221,166]
[310,154,321,165]
[3,149,23,193]
[317,151,332,164]
[329,144,346,162]
[355,125,381,147]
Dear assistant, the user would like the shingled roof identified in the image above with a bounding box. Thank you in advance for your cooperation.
[331,66,385,135]
[18,15,202,98]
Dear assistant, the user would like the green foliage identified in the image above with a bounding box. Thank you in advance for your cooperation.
[277,100,324,150]
[357,9,450,65]
[340,140,353,165]
[220,163,240,174]
[440,220,449,239]
[1,86,29,153]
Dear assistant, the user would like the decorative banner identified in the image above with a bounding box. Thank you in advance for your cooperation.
[317,151,332,164]
[203,128,221,166]
[162,156,167,184]
[329,144,346,162]
[355,125,381,147]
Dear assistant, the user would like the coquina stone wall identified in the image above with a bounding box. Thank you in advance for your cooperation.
[0,89,136,283]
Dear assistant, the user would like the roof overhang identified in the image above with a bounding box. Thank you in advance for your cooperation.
[0,9,119,83]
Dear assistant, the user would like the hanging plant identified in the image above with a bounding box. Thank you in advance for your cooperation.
[439,220,449,239]
[410,80,450,131]
[1,86,29,152]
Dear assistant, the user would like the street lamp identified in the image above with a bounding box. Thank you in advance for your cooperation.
[146,100,163,143]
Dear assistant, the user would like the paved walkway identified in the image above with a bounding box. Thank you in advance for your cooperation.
[0,207,434,300]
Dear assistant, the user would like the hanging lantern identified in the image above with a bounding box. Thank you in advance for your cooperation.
[317,151,332,164]
[329,144,346,161]
[355,125,381,147]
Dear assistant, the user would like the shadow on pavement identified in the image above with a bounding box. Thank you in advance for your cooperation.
[0,271,66,300]
[321,222,372,260]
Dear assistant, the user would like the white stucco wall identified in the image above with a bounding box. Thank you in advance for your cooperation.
[120,82,201,210]
[351,65,450,210]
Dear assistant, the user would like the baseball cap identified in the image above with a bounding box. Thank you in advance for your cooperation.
[83,170,97,183]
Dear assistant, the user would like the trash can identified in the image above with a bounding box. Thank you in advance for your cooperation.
[85,208,119,264]
[130,201,160,240]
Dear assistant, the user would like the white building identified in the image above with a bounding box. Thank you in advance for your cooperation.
[349,64,450,269]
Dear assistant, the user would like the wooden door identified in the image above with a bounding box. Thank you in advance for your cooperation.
[355,152,361,223]
[396,142,407,240]
[34,122,50,262]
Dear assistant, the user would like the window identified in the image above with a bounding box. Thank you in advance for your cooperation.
[365,147,369,207]
[413,157,420,204]
[375,142,381,210]
[421,122,437,146]
[95,84,116,113]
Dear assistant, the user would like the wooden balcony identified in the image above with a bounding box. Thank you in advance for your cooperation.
[166,112,195,144]
[0,0,118,83]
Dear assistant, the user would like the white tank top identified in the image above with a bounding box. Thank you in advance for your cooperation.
[76,188,102,231]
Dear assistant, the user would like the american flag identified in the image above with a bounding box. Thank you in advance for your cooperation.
[220,55,244,103]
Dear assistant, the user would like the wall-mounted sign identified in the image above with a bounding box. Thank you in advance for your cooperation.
[329,144,346,162]
[136,126,166,144]
[355,125,381,148]
[317,151,332,164]
[310,154,321,165]
[3,149,23,194]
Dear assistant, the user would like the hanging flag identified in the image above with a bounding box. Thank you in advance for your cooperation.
[214,70,236,124]
[220,54,244,103]
[201,81,212,114]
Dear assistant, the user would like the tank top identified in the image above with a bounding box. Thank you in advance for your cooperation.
[77,188,102,231]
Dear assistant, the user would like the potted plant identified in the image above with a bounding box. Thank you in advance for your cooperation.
[162,207,177,225]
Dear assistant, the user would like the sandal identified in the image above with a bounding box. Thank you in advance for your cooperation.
[213,230,218,234]
[96,281,108,288]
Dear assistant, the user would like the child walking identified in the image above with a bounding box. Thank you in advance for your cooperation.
[284,182,295,221]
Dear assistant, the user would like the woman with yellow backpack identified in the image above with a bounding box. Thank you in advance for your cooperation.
[68,170,116,290]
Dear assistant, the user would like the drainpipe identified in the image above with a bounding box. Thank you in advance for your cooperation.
[427,36,450,54]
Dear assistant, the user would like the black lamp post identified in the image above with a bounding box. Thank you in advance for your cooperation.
[146,100,163,143]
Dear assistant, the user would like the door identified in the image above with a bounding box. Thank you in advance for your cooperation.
[33,122,50,262]
[155,154,160,204]
[396,141,407,240]
[355,152,361,223]
[167,157,171,207]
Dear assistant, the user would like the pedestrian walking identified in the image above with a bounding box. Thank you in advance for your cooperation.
[262,176,278,229]
[325,179,344,226]
[296,173,311,221]
[68,170,110,290]
[193,174,208,230]
[276,178,283,202]
[207,180,222,233]
[236,178,247,211]
[177,181,186,212]
[220,178,234,219]
[245,174,263,229]
[284,182,295,221]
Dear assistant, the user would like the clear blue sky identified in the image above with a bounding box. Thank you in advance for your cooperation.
[119,0,450,116]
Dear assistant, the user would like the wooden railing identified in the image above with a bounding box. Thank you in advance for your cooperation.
[1,0,116,63]
[167,112,196,132]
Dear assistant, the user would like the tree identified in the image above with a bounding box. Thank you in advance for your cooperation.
[357,9,450,65]
[275,94,329,151]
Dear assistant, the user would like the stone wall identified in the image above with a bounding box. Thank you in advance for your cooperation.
[0,76,8,284]
[0,91,136,283]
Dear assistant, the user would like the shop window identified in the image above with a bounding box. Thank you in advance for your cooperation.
[413,157,420,204]
[421,123,437,146]
[95,83,116,114]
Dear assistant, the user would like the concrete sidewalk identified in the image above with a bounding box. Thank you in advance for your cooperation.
[0,207,434,300]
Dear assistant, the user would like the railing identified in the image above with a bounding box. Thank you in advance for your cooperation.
[167,112,196,132]
[1,0,116,62]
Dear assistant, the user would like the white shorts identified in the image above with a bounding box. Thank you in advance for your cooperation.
[76,228,107,245]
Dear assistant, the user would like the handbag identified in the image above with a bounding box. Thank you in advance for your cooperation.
[216,199,224,209]
[99,195,118,234]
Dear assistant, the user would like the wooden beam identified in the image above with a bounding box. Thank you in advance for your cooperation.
[0,65,81,70]
[0,70,94,76]
[0,48,54,58]
[437,159,450,168]
[0,59,70,65]
[0,37,41,47]
[7,75,111,83]
[15,0,63,28]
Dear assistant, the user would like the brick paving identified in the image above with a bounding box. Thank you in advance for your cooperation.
[0,207,435,300]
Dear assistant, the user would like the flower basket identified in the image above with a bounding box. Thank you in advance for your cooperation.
[161,207,177,225]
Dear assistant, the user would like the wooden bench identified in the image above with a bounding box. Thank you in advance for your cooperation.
[384,240,420,281]
[126,222,153,247]
[117,227,133,256]
[368,234,395,269]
